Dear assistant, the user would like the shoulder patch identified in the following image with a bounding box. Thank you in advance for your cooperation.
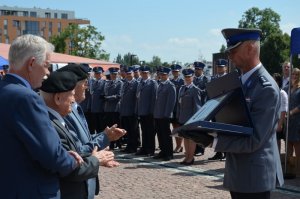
[259,76,271,87]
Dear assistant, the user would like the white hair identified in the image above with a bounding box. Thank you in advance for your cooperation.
[9,34,54,70]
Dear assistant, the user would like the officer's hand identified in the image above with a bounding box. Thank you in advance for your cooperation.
[179,131,213,148]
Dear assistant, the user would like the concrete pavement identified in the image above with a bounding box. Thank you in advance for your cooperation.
[96,147,300,199]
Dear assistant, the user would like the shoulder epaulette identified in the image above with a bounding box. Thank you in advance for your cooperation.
[259,76,271,87]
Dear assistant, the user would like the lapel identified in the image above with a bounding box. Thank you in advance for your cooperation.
[70,108,91,140]
[49,112,78,150]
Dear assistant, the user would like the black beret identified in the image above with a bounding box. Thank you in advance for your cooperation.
[40,71,77,93]
[57,63,88,81]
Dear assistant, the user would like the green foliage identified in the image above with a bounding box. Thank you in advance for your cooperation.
[115,53,140,66]
[50,24,109,61]
[261,33,290,73]
[237,7,290,72]
[220,45,226,53]
[238,7,281,44]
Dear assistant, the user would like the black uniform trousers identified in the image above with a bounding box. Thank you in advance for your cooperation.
[121,115,139,151]
[155,118,173,157]
[105,112,121,149]
[230,191,270,199]
[139,115,156,154]
[90,112,105,134]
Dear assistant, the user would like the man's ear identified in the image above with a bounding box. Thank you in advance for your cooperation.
[27,57,35,72]
[53,93,61,105]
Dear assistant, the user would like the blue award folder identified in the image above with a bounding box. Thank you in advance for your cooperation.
[172,71,254,139]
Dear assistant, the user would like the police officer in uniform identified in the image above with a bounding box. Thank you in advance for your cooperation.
[135,66,158,156]
[208,59,228,161]
[196,28,284,199]
[104,67,123,149]
[177,68,202,165]
[170,64,185,153]
[153,67,176,161]
[193,61,209,156]
[120,66,139,153]
[90,66,106,133]
[193,61,210,104]
[133,65,142,82]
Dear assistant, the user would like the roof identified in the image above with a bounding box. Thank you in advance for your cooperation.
[0,43,119,71]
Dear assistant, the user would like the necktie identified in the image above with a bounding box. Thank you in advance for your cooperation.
[77,105,89,131]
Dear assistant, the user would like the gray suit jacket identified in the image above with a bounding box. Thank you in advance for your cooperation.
[136,78,158,116]
[215,66,284,192]
[153,80,176,119]
[91,78,106,113]
[120,79,138,116]
[104,79,123,112]
[177,84,202,124]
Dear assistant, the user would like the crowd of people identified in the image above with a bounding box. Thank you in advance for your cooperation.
[1,27,296,199]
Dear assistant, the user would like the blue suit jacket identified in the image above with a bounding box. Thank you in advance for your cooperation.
[64,105,109,153]
[0,74,76,199]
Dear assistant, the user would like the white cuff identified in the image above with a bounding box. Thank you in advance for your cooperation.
[212,137,218,149]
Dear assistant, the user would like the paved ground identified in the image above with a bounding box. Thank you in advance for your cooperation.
[96,146,300,199]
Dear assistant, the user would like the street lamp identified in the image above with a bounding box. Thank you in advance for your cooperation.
[130,54,137,66]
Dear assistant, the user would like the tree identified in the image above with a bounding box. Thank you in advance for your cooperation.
[220,45,226,53]
[50,24,109,61]
[261,33,290,74]
[238,7,281,44]
[238,7,290,72]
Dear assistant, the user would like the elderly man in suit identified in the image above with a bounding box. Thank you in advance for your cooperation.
[0,34,82,199]
[202,28,284,199]
[58,64,126,198]
[40,70,115,199]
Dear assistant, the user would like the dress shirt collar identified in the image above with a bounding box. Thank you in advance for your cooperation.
[241,63,262,85]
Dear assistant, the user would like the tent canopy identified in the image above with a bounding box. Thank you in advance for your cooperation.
[0,55,8,70]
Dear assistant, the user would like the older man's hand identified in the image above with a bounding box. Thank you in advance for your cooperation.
[68,151,84,167]
[91,147,115,166]
[104,124,127,141]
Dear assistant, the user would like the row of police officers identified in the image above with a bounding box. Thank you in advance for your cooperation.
[81,59,228,161]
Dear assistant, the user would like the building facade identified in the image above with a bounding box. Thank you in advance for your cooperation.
[0,6,90,44]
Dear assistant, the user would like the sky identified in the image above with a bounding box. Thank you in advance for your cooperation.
[2,0,300,64]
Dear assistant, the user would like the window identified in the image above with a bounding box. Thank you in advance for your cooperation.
[61,13,68,19]
[54,13,57,18]
[30,12,37,17]
[45,12,51,18]
[23,11,28,17]
[48,22,52,31]
[57,22,61,32]
[24,21,40,35]
[13,20,20,27]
